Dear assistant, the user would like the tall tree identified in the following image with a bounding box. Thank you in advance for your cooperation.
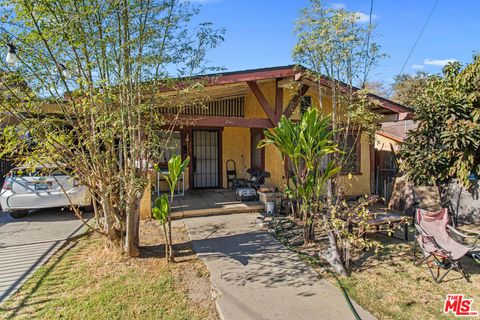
[391,71,430,109]
[293,0,383,197]
[399,55,480,198]
[0,0,224,256]
[292,0,384,275]
[364,81,390,98]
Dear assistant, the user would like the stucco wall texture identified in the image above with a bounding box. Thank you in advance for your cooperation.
[221,79,372,196]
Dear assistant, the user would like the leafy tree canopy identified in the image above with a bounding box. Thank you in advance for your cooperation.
[0,0,224,256]
[399,55,480,188]
[391,71,430,109]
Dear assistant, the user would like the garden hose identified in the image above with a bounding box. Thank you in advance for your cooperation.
[331,272,362,320]
[473,253,480,264]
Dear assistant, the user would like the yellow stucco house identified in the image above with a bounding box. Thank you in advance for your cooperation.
[155,65,412,197]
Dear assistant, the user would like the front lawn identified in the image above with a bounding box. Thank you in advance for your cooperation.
[340,238,479,320]
[0,221,218,320]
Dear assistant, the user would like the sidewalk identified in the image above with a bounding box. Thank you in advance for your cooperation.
[0,209,86,303]
[183,213,375,320]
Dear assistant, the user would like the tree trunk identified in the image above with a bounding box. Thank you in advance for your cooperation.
[303,220,315,244]
[162,223,169,259]
[167,214,174,262]
[100,192,121,245]
[324,229,348,276]
[124,195,140,257]
[343,239,350,271]
[437,184,449,207]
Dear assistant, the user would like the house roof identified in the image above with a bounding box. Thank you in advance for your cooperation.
[189,65,413,116]
[376,130,404,143]
[380,119,418,142]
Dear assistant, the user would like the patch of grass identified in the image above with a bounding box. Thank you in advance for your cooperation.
[0,223,217,320]
[339,238,480,320]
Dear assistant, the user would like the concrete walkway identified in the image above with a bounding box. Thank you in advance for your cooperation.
[0,209,86,303]
[184,213,375,320]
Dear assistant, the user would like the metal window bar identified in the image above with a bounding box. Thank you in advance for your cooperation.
[158,96,245,117]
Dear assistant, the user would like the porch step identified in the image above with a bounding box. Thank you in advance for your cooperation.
[169,189,266,219]
[171,202,264,219]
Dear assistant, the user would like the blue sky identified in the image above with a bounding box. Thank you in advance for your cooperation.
[191,0,479,86]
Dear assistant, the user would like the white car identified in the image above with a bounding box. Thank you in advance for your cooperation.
[0,166,91,218]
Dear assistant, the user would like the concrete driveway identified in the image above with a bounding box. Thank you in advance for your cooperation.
[0,209,87,303]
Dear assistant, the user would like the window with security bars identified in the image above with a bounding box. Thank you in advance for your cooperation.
[158,131,181,165]
[300,95,312,114]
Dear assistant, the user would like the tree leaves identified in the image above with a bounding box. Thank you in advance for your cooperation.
[152,194,169,225]
[399,54,480,187]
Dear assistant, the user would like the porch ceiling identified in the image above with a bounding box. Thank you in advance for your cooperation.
[202,82,249,99]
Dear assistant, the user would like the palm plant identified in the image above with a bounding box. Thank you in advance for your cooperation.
[259,107,340,244]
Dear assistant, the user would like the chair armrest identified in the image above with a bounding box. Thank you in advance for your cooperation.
[447,225,480,248]
[447,225,480,239]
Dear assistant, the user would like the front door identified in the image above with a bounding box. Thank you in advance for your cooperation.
[192,130,220,188]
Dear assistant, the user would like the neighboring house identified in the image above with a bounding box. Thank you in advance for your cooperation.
[373,120,416,203]
[157,65,412,196]
[378,120,480,224]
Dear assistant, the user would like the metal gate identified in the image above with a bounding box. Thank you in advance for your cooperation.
[192,130,219,188]
[375,150,397,204]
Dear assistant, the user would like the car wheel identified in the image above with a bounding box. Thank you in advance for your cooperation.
[9,210,29,219]
[81,204,94,213]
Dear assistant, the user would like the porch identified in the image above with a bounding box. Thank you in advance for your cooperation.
[170,189,264,219]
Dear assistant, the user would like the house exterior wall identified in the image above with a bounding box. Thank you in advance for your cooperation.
[375,132,401,151]
[337,133,371,196]
[215,79,372,196]
[222,127,251,186]
[152,78,383,197]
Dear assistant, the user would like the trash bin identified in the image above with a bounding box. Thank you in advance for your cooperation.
[266,201,275,215]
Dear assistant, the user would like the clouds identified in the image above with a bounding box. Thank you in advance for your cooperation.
[412,64,425,70]
[332,3,346,10]
[330,3,378,23]
[355,11,378,23]
[423,58,457,67]
[411,58,458,70]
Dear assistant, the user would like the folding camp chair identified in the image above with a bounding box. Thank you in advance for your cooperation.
[413,208,479,283]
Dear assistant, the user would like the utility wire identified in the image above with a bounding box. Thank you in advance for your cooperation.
[398,0,440,75]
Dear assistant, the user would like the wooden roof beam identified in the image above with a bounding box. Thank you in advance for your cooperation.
[283,84,310,118]
[275,78,283,123]
[247,81,276,126]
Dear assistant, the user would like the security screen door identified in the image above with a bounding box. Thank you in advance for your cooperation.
[192,130,219,188]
